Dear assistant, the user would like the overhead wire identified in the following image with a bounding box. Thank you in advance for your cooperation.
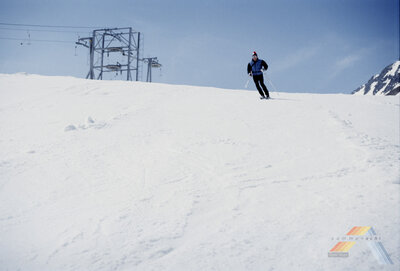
[0,22,106,29]
[0,37,74,43]
[0,22,97,44]
[0,27,90,34]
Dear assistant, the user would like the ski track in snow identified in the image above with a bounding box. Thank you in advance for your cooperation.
[0,74,399,271]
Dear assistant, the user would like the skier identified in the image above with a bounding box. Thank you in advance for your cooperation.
[247,51,270,99]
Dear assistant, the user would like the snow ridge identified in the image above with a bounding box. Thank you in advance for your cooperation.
[352,60,400,96]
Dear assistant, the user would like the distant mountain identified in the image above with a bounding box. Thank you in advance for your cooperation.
[352,60,400,95]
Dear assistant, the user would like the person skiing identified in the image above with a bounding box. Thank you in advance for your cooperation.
[247,51,270,99]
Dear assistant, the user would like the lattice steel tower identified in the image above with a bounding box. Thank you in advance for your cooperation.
[142,57,162,82]
[76,27,141,81]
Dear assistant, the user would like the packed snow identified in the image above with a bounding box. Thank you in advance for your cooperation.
[0,73,399,270]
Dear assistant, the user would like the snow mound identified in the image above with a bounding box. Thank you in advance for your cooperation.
[64,124,77,132]
[0,73,399,270]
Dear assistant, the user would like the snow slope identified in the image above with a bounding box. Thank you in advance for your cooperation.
[0,73,399,270]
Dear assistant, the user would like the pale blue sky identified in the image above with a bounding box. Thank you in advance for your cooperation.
[0,0,398,93]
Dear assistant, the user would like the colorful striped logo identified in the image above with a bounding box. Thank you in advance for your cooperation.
[346,226,372,236]
[329,226,393,264]
[330,241,356,252]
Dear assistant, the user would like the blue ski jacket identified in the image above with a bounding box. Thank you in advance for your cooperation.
[247,59,268,76]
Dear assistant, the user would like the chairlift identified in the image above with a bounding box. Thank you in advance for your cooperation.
[25,31,31,46]
[105,62,122,71]
[105,65,121,71]
[108,47,123,53]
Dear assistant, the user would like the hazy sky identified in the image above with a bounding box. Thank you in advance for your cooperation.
[0,0,398,93]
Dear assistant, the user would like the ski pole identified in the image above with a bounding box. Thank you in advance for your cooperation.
[244,77,250,89]
[263,72,279,96]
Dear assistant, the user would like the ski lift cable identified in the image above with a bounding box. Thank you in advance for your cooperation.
[0,37,74,43]
[0,27,90,34]
[0,22,107,29]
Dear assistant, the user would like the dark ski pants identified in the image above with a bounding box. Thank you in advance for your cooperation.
[253,74,270,98]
